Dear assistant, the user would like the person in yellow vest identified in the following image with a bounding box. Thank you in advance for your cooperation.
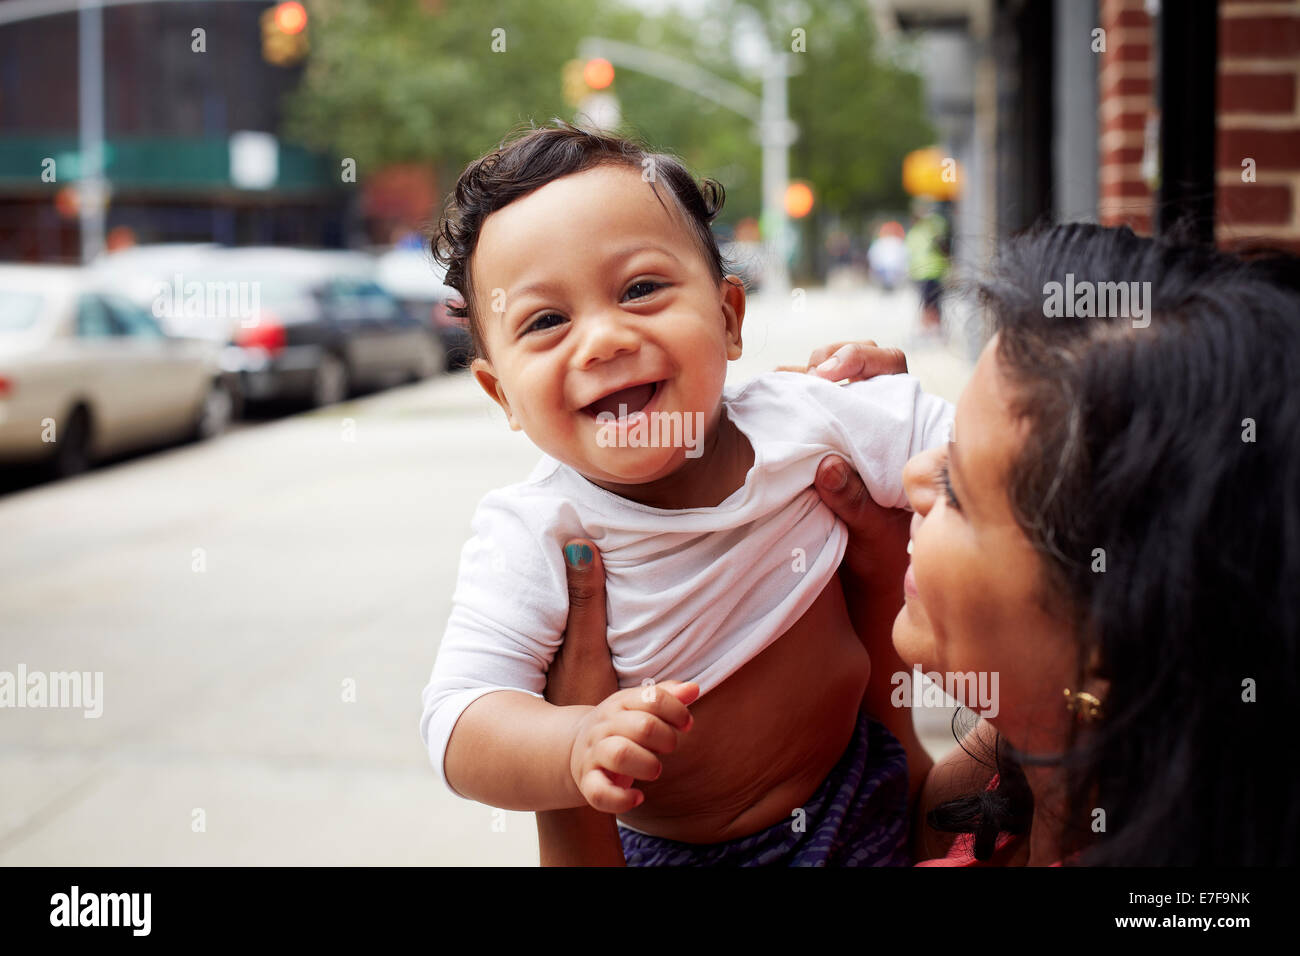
[905,203,951,335]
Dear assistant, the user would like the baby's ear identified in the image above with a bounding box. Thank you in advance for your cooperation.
[471,358,522,431]
[721,274,745,359]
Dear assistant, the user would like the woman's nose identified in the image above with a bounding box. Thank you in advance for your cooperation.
[902,446,942,517]
[576,312,640,369]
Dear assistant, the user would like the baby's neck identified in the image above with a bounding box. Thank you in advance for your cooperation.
[585,406,755,510]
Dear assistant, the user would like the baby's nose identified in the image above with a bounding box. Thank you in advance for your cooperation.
[577,312,640,368]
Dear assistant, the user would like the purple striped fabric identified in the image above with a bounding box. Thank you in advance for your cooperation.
[617,713,911,867]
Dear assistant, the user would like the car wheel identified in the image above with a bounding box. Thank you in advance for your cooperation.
[192,379,235,442]
[312,353,350,407]
[49,406,91,479]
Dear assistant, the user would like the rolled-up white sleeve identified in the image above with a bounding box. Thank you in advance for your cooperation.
[419,489,570,797]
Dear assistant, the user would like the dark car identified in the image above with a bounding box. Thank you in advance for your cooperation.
[376,248,471,370]
[183,248,445,408]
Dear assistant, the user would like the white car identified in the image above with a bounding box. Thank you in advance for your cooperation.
[0,264,237,477]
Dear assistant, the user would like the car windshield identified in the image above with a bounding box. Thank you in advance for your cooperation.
[0,290,45,333]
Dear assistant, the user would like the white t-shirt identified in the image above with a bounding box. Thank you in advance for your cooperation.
[420,370,954,796]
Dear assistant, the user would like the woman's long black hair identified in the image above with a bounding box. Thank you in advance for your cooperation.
[929,223,1300,865]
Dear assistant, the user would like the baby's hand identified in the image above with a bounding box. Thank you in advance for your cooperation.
[569,680,699,814]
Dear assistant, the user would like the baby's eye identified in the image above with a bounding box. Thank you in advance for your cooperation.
[623,280,663,301]
[523,313,566,335]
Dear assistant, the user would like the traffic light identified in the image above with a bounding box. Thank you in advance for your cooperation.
[583,58,614,91]
[261,2,309,66]
[563,58,615,105]
[784,182,814,218]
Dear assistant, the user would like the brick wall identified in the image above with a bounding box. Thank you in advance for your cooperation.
[1216,0,1300,253]
[1098,0,1156,235]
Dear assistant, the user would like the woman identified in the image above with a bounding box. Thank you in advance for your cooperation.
[537,223,1300,866]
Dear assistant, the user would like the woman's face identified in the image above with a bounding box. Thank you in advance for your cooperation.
[894,336,1079,753]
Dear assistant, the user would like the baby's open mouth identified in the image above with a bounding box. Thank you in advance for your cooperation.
[582,381,660,419]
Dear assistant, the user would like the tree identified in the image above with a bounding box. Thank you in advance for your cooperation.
[284,0,931,241]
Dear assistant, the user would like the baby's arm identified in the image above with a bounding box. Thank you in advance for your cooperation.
[444,691,590,809]
[424,489,696,813]
[445,683,696,812]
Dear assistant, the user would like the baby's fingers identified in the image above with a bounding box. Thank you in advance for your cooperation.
[609,710,685,758]
[621,680,698,731]
[595,735,663,782]
[581,768,642,814]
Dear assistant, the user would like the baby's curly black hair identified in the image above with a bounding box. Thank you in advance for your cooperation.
[429,119,731,361]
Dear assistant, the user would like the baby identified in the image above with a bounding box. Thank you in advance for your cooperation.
[419,122,953,865]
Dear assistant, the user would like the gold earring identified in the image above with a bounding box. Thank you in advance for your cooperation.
[1063,688,1103,722]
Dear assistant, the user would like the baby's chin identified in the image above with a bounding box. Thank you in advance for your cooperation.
[572,442,690,485]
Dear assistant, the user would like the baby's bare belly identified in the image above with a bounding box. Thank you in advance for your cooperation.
[616,572,870,844]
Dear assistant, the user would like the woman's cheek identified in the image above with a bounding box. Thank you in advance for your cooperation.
[908,517,960,668]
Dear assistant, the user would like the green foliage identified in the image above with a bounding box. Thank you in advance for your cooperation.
[284,0,932,230]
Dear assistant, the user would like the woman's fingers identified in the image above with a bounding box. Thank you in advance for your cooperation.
[546,538,619,707]
[807,340,863,370]
[814,454,911,579]
[810,342,908,382]
[814,455,877,527]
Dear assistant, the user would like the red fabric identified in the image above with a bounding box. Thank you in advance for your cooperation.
[914,773,1063,867]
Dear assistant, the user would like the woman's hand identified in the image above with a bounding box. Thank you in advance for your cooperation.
[545,540,619,707]
[794,339,928,802]
[814,456,932,804]
[775,340,908,381]
[535,538,626,866]
[536,539,699,865]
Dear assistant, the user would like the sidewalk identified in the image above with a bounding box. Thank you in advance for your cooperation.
[0,283,975,865]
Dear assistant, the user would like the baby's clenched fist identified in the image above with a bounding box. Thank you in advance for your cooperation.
[568,680,699,814]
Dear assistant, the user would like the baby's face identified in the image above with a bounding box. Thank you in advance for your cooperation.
[469,164,744,486]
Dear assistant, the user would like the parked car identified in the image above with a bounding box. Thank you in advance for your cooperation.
[375,247,471,370]
[0,264,238,477]
[96,246,445,409]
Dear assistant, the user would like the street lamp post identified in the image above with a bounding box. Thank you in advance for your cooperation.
[78,0,106,263]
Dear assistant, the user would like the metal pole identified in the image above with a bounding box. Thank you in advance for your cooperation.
[78,0,106,263]
[578,36,795,298]
[760,52,791,299]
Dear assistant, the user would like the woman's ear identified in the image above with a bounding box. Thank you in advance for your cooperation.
[721,274,745,360]
[471,357,521,431]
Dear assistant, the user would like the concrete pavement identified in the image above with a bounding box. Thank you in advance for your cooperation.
[0,284,973,865]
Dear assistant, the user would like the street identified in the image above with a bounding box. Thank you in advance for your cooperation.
[0,285,974,865]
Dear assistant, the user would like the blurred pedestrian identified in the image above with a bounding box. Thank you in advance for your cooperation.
[867,221,907,292]
[905,203,950,336]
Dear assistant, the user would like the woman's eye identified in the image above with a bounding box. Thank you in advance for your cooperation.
[624,280,662,301]
[523,313,565,335]
[939,462,961,511]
